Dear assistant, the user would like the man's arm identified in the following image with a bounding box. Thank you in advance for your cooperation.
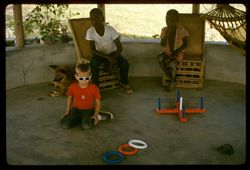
[160,27,168,47]
[161,36,168,47]
[66,96,72,113]
[94,99,101,117]
[61,95,72,118]
[88,41,112,61]
[88,37,122,67]
[172,36,188,57]
[92,99,101,125]
[111,36,123,58]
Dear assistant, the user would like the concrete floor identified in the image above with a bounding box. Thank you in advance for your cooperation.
[6,77,246,165]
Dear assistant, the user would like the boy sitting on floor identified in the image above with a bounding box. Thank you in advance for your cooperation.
[60,63,113,130]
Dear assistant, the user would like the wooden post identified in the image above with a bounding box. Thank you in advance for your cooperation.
[97,4,105,22]
[13,4,24,48]
[192,4,200,14]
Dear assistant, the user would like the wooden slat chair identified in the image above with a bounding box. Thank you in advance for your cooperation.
[68,18,120,91]
[162,14,206,89]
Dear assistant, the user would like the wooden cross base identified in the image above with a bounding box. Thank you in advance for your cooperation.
[155,101,206,123]
[155,90,207,123]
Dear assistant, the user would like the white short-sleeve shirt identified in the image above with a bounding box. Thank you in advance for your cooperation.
[86,24,120,55]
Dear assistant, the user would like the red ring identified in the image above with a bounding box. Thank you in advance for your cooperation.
[118,143,138,156]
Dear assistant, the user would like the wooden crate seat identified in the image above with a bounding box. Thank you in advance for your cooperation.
[98,65,120,91]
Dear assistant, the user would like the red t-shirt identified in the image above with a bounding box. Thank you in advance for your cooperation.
[67,82,101,110]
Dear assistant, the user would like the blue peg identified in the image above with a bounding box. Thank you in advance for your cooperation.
[182,105,186,118]
[158,97,161,110]
[200,96,204,109]
[177,90,180,102]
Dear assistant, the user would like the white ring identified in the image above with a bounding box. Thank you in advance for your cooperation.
[128,139,148,149]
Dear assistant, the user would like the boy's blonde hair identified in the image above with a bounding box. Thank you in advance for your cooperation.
[75,63,91,73]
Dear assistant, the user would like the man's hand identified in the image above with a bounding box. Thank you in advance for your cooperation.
[106,56,117,72]
[109,55,117,65]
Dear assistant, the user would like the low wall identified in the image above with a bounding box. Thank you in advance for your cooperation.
[204,42,246,84]
[6,43,77,90]
[6,40,245,90]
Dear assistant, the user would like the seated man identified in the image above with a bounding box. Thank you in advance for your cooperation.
[86,8,133,94]
[157,9,189,91]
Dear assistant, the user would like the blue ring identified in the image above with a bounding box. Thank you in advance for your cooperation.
[103,151,125,164]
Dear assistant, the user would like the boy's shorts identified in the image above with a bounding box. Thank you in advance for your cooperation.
[60,108,95,130]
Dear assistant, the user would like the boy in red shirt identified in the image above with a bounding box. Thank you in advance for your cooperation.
[60,63,113,130]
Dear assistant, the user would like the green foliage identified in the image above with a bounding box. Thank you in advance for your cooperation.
[121,33,159,39]
[24,4,76,43]
[6,15,14,32]
[6,40,15,47]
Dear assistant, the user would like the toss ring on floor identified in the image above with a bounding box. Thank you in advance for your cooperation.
[103,151,125,164]
[118,143,138,156]
[128,139,148,149]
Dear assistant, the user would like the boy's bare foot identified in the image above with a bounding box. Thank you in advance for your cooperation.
[120,84,133,94]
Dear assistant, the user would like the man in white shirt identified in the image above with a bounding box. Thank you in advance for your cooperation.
[86,8,133,94]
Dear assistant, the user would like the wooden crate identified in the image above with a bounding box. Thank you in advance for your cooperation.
[99,75,120,91]
[177,60,205,73]
[99,65,120,77]
[175,78,203,88]
[162,59,205,89]
[99,80,120,91]
[98,66,120,91]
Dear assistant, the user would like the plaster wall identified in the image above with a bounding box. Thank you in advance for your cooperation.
[204,42,246,84]
[6,40,245,90]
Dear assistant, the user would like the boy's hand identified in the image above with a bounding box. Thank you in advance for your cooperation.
[61,111,70,119]
[92,115,99,125]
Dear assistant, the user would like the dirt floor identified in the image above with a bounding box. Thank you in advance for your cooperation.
[6,77,246,165]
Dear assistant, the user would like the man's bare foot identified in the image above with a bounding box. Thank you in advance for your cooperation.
[120,84,133,94]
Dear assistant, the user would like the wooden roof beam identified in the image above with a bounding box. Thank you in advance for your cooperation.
[13,4,24,48]
[97,4,105,22]
[192,4,200,14]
